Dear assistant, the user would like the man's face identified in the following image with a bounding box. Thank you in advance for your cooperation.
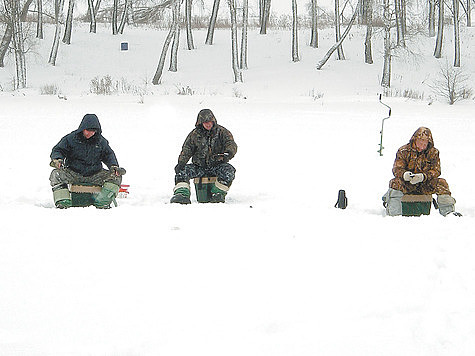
[83,129,96,139]
[202,121,213,131]
[415,137,429,152]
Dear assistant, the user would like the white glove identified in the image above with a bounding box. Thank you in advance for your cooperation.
[410,173,424,185]
[403,171,413,181]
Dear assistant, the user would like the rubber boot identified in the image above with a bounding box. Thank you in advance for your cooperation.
[170,182,191,204]
[210,181,229,203]
[382,188,403,216]
[93,182,120,209]
[53,185,72,209]
[437,194,457,216]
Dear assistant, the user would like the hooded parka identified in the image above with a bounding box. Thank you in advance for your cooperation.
[50,114,119,177]
[389,127,451,195]
[178,109,237,168]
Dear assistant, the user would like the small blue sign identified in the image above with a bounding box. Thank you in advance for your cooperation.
[121,42,128,51]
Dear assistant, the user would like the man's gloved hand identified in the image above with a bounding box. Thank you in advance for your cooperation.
[215,152,230,163]
[50,158,63,169]
[410,173,424,185]
[174,163,185,174]
[110,165,126,176]
[403,171,413,182]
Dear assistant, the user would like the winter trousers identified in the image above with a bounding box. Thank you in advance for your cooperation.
[50,168,122,190]
[174,163,236,187]
[389,177,451,195]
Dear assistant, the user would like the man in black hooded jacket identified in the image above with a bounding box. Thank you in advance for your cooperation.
[170,109,237,204]
[49,114,125,209]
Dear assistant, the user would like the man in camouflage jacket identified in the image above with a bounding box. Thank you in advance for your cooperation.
[171,109,237,204]
[383,127,457,216]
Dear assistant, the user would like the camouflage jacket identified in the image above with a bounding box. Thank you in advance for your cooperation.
[392,127,441,182]
[178,112,237,168]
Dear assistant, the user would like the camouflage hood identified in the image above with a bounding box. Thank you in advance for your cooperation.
[195,109,217,130]
[409,127,434,151]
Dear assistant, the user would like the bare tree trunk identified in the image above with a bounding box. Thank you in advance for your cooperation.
[62,0,75,44]
[334,0,345,59]
[118,0,129,34]
[453,0,460,66]
[4,0,27,88]
[152,0,180,84]
[185,0,195,49]
[37,0,44,39]
[467,0,471,26]
[127,0,135,26]
[228,0,242,82]
[260,0,271,34]
[364,0,373,64]
[112,0,119,34]
[429,0,436,36]
[434,0,444,58]
[170,0,182,72]
[310,0,318,48]
[395,0,405,46]
[0,25,13,67]
[88,0,97,33]
[381,0,391,87]
[206,0,220,45]
[317,0,360,69]
[49,0,65,65]
[292,0,299,62]
[240,0,249,69]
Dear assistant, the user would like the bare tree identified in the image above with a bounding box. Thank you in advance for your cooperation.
[364,0,373,64]
[112,0,119,34]
[453,0,460,66]
[317,0,360,70]
[292,0,299,62]
[37,0,43,39]
[206,0,220,45]
[62,0,75,44]
[152,0,180,84]
[394,0,405,47]
[467,0,471,26]
[260,0,271,34]
[429,62,472,104]
[428,0,436,36]
[87,0,102,33]
[185,0,194,49]
[310,0,318,48]
[434,0,444,58]
[240,0,249,69]
[334,0,345,60]
[381,0,391,87]
[228,0,242,82]
[3,0,27,88]
[118,0,130,34]
[170,0,182,72]
[48,0,65,65]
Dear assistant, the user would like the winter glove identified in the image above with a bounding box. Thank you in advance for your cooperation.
[403,171,413,182]
[110,165,126,176]
[50,158,63,169]
[174,163,185,174]
[215,152,230,163]
[409,173,424,185]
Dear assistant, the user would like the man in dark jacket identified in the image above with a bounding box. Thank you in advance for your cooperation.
[49,114,125,209]
[171,109,237,204]
[383,127,458,216]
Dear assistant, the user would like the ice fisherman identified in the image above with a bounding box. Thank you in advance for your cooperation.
[170,109,238,204]
[383,126,458,216]
[49,114,125,209]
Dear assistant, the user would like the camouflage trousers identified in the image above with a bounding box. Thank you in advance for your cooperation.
[389,177,451,195]
[175,163,236,187]
[50,168,122,190]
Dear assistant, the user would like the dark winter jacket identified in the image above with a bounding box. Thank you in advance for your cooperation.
[178,109,237,168]
[392,127,441,182]
[50,114,119,177]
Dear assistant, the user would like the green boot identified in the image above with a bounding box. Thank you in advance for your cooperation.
[53,186,72,209]
[210,181,229,203]
[170,182,191,204]
[93,182,120,209]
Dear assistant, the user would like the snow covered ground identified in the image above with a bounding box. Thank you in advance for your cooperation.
[1,24,475,356]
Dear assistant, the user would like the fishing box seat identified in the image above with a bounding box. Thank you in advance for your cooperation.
[401,194,432,216]
[69,183,102,207]
[193,177,217,203]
